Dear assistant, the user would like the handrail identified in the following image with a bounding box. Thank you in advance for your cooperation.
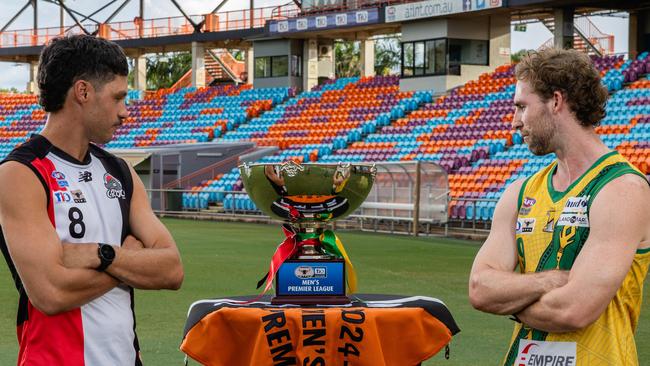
[163,146,256,189]
[574,16,614,55]
[538,16,614,55]
[0,5,294,48]
[207,49,243,83]
[170,69,193,91]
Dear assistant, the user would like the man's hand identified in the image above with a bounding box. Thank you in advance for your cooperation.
[514,174,650,333]
[122,235,144,250]
[62,243,100,270]
[539,270,570,292]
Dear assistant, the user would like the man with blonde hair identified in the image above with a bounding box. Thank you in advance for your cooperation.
[469,48,650,365]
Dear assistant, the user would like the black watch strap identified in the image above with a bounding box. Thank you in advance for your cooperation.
[97,243,115,272]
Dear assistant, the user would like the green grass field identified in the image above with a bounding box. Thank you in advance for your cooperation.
[0,218,648,365]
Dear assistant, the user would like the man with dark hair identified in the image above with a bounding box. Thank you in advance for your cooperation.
[469,48,650,365]
[0,34,184,365]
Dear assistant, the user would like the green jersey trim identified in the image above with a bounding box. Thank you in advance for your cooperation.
[546,150,618,203]
[517,176,533,211]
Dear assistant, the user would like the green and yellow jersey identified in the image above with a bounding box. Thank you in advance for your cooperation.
[503,151,650,366]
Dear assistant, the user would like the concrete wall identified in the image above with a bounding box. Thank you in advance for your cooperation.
[401,19,448,42]
[632,10,650,59]
[446,65,493,90]
[254,39,291,57]
[252,39,304,91]
[317,39,334,79]
[400,75,447,93]
[488,14,511,69]
[399,13,511,93]
[447,17,489,40]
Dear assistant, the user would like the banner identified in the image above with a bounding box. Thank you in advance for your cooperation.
[269,8,379,34]
[385,0,502,23]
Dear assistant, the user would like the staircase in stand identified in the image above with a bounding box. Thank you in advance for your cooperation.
[171,49,246,90]
[539,16,614,56]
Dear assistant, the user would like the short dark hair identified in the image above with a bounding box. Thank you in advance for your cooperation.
[38,35,128,112]
[515,48,608,127]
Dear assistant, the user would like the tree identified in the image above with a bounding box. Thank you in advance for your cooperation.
[229,49,245,61]
[335,41,360,77]
[128,52,192,90]
[511,49,535,63]
[0,87,20,93]
[374,37,400,76]
[146,52,192,90]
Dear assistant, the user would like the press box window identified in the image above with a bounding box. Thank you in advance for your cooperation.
[401,38,447,77]
[272,56,288,77]
[254,57,271,78]
[448,39,488,66]
[254,56,290,78]
[401,38,487,77]
[291,55,302,77]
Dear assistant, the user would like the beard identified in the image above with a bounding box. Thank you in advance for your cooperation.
[526,109,555,156]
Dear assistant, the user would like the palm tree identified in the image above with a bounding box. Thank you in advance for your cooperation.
[128,52,192,90]
[374,37,400,76]
[335,41,360,77]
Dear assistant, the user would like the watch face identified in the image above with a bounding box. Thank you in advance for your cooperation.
[100,245,116,260]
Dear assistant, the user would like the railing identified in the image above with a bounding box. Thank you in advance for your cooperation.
[538,16,614,56]
[209,49,245,82]
[574,16,614,55]
[539,35,613,55]
[0,4,300,48]
[147,187,495,238]
[163,146,256,189]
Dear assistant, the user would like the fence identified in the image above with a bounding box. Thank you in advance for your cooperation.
[146,161,489,236]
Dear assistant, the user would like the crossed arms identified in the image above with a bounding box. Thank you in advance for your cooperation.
[469,175,650,333]
[0,162,184,315]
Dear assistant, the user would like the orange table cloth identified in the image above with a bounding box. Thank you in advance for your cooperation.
[181,294,460,366]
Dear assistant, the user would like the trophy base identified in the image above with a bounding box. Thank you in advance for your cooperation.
[271,295,350,305]
[275,259,347,305]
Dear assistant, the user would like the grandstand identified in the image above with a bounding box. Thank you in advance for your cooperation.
[0,0,648,231]
[1,52,648,229]
[3,1,650,365]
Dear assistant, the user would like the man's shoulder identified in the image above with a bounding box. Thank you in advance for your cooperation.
[2,135,52,166]
[88,143,121,161]
[88,144,130,173]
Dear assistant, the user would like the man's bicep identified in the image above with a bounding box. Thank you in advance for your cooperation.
[127,166,175,249]
[472,179,523,273]
[565,175,649,315]
[0,163,62,293]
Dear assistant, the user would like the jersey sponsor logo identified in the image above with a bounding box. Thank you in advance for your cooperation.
[517,339,576,366]
[519,197,537,215]
[78,171,93,182]
[53,191,72,203]
[51,171,69,190]
[103,173,125,199]
[557,213,589,227]
[562,196,589,214]
[70,189,86,203]
[516,218,536,234]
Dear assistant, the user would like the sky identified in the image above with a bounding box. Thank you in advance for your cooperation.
[0,0,630,91]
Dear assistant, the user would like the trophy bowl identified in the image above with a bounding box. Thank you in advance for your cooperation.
[239,161,376,226]
[239,161,376,305]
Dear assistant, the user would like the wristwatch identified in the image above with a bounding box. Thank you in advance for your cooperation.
[97,243,116,272]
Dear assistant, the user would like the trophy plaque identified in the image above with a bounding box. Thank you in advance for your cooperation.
[239,161,375,305]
